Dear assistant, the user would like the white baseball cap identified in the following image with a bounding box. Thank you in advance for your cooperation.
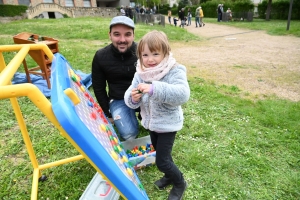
[110,16,135,29]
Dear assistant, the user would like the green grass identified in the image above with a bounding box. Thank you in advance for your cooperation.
[0,17,299,200]
[205,18,300,37]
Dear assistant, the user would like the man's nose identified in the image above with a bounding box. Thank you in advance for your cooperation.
[119,35,126,41]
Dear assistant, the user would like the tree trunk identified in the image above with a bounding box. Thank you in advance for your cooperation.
[266,0,272,21]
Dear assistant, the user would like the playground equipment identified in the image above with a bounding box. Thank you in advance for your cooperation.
[0,44,150,200]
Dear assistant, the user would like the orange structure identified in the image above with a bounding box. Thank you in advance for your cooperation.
[13,32,59,89]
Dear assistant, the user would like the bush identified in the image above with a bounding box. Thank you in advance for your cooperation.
[258,0,300,20]
[0,4,28,17]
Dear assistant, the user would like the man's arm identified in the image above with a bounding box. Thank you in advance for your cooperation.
[91,51,111,117]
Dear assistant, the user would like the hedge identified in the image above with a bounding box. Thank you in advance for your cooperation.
[258,0,300,20]
[0,4,28,17]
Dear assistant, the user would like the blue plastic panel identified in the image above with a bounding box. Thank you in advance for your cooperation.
[51,53,149,200]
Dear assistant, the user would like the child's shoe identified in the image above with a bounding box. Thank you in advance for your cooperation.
[154,176,173,190]
[167,180,187,200]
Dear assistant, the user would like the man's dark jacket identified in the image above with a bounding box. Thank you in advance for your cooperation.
[92,42,137,117]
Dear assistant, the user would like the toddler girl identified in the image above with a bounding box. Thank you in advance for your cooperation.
[124,30,190,200]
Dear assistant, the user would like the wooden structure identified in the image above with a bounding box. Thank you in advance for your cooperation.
[13,32,59,89]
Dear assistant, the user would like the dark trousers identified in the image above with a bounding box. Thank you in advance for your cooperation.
[150,131,183,185]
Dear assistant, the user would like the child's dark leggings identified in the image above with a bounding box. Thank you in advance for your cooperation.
[150,131,183,185]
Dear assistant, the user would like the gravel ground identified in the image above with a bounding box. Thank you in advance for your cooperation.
[169,21,300,101]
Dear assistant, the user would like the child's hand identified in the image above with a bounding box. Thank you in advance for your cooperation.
[137,83,151,94]
[131,88,143,102]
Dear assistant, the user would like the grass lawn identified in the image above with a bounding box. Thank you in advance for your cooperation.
[204,18,300,37]
[0,17,299,200]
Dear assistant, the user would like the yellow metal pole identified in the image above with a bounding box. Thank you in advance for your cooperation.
[0,44,53,86]
[0,84,66,134]
[31,168,40,200]
[0,52,6,71]
[0,44,86,200]
[0,45,30,86]
[39,155,84,170]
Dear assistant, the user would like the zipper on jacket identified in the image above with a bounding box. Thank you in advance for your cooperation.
[147,99,152,129]
[121,55,124,70]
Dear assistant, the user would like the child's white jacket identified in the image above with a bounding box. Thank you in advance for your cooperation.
[124,65,190,132]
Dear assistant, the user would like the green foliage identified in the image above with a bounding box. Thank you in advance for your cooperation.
[62,13,69,18]
[0,4,28,17]
[258,0,300,20]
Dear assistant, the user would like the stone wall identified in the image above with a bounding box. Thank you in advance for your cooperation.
[69,7,119,18]
[0,14,27,23]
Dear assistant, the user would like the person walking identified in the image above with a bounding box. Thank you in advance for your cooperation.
[168,10,172,24]
[199,6,205,27]
[92,16,140,141]
[124,30,190,200]
[178,8,185,28]
[187,8,192,26]
[120,6,125,16]
[195,8,200,27]
[217,4,222,22]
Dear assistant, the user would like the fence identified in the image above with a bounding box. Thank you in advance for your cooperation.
[134,13,165,27]
[222,12,253,22]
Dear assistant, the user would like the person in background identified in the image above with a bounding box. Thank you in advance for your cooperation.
[125,6,129,17]
[187,8,192,26]
[128,6,133,19]
[217,4,222,22]
[153,4,157,14]
[226,8,232,21]
[178,8,185,28]
[135,6,140,13]
[124,30,190,200]
[92,16,140,141]
[168,10,172,24]
[120,6,125,16]
[195,8,200,28]
[220,4,224,21]
[140,6,145,14]
[199,6,205,27]
[173,17,179,27]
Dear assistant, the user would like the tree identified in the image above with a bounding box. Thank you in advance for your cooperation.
[266,0,272,20]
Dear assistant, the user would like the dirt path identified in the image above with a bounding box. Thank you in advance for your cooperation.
[169,20,300,101]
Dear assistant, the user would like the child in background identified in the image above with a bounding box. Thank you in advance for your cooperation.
[173,17,178,26]
[124,30,190,200]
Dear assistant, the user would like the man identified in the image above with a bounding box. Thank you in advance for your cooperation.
[92,16,139,141]
[217,4,222,22]
[178,8,185,28]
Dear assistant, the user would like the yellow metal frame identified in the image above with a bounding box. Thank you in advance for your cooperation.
[0,44,86,200]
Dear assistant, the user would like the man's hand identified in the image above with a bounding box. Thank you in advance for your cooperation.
[108,117,114,125]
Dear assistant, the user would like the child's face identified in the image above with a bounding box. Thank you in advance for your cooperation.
[141,44,164,68]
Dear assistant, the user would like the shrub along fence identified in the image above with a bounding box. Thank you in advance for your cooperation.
[258,0,300,20]
[0,4,28,17]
